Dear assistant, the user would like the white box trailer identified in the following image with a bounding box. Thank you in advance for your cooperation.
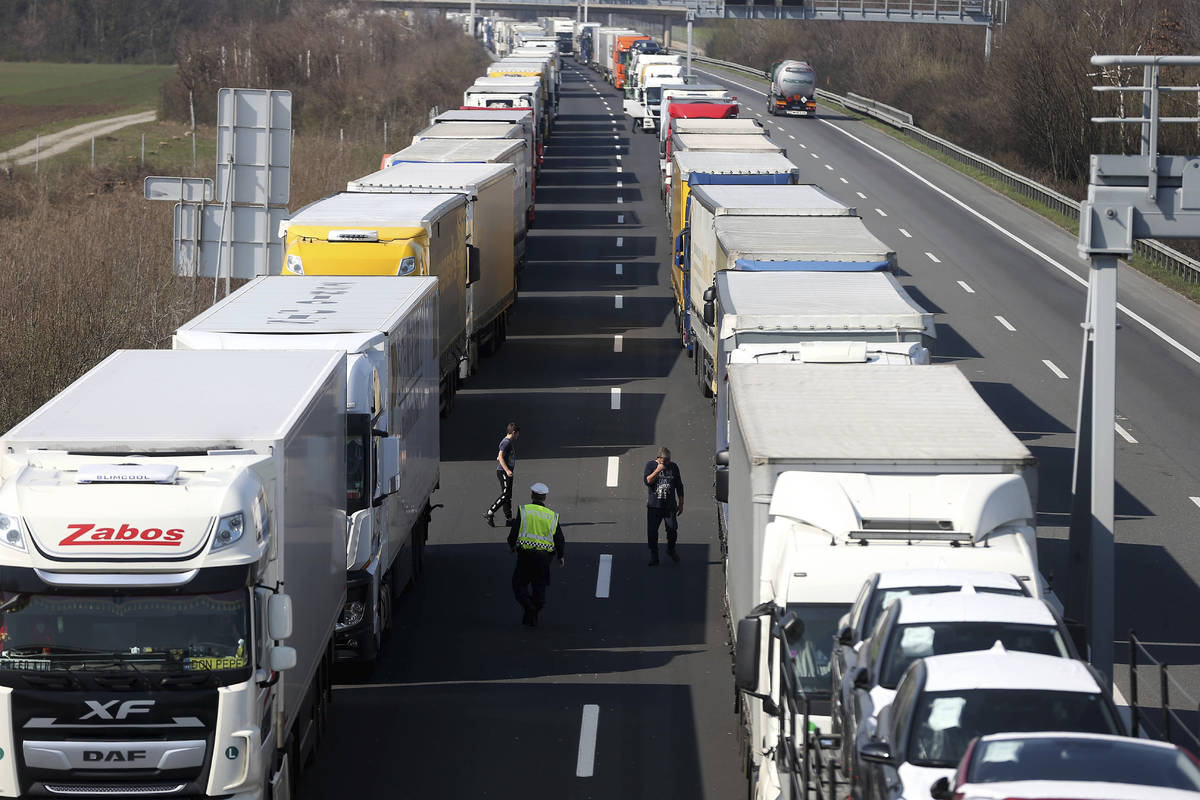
[281,192,470,415]
[0,349,346,798]
[463,78,547,144]
[173,277,440,663]
[672,118,765,136]
[383,139,531,262]
[710,270,935,448]
[719,363,1049,795]
[433,109,536,170]
[671,132,784,158]
[348,161,516,358]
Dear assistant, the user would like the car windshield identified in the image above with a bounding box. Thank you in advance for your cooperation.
[0,590,250,674]
[880,622,1068,688]
[969,736,1200,789]
[783,603,849,697]
[907,689,1120,768]
[863,585,1024,637]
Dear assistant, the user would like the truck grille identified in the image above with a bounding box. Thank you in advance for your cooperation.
[44,783,186,796]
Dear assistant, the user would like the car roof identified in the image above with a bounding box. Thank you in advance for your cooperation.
[875,569,1024,591]
[921,647,1099,693]
[975,731,1182,751]
[893,591,1054,626]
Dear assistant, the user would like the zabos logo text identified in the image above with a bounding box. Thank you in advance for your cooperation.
[60,523,185,547]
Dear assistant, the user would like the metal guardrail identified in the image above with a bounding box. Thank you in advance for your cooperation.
[1128,630,1200,750]
[690,53,1200,283]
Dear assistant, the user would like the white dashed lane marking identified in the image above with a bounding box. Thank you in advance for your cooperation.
[958,280,975,293]
[1043,360,1069,379]
[995,315,1016,332]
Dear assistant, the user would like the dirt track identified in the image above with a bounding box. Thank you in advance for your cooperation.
[0,110,157,167]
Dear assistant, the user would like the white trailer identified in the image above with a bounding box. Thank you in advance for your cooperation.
[348,161,517,358]
[0,349,347,799]
[382,139,531,263]
[173,277,440,664]
[717,363,1050,800]
[709,269,935,447]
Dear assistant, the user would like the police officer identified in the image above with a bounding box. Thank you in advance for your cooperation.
[506,482,565,627]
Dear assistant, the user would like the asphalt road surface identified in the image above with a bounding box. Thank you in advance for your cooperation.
[300,62,745,797]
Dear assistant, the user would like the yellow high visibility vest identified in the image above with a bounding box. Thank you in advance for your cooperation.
[516,504,559,551]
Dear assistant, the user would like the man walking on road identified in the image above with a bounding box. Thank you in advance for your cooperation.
[644,447,684,566]
[484,422,520,527]
[507,482,566,627]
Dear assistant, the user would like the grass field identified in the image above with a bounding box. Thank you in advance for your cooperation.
[0,61,176,152]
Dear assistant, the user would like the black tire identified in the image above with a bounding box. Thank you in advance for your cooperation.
[697,351,713,398]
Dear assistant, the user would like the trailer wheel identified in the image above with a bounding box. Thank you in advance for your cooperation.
[696,351,713,398]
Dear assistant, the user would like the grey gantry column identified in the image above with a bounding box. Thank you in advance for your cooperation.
[1072,54,1200,682]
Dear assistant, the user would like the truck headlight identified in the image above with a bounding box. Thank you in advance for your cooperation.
[336,600,366,630]
[212,512,245,551]
[0,514,27,553]
[286,254,304,275]
[397,256,417,276]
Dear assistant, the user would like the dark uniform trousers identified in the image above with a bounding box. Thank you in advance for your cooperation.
[512,549,554,612]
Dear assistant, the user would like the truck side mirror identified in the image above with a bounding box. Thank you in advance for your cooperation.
[734,615,771,696]
[714,467,729,504]
[858,740,895,765]
[378,434,401,494]
[347,510,374,571]
[702,301,715,327]
[702,286,716,303]
[467,245,481,285]
[838,625,856,647]
[269,646,297,672]
[267,593,293,641]
[714,449,730,503]
[852,665,872,690]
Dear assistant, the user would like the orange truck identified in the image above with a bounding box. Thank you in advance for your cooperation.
[613,34,651,89]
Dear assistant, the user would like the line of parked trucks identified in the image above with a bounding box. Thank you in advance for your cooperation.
[0,18,565,800]
[584,27,1177,800]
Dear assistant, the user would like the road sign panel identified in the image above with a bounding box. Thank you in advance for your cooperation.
[144,176,213,202]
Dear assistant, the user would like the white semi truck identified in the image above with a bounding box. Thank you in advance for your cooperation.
[174,277,440,664]
[717,363,1053,800]
[0,348,347,799]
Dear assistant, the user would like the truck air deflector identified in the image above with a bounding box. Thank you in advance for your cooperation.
[689,174,793,186]
[734,259,892,272]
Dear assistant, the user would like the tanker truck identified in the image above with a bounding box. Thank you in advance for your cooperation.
[766,59,816,117]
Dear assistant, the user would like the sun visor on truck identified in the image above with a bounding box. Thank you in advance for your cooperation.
[734,259,892,272]
[689,174,795,186]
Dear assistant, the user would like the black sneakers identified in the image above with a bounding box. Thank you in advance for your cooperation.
[667,548,680,563]
[648,552,660,567]
[483,511,495,527]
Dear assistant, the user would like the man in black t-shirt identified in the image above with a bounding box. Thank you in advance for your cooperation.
[644,446,684,566]
[484,422,520,526]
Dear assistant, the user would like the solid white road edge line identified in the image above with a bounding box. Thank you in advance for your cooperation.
[995,315,1016,332]
[595,555,613,599]
[605,457,619,487]
[577,705,600,777]
[1043,359,1069,379]
[611,387,621,410]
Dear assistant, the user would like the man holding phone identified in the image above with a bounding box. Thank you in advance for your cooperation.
[643,446,684,566]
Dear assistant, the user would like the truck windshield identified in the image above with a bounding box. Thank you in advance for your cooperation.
[0,590,250,675]
[906,689,1120,768]
[783,603,848,698]
[646,88,662,105]
[879,622,1069,688]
